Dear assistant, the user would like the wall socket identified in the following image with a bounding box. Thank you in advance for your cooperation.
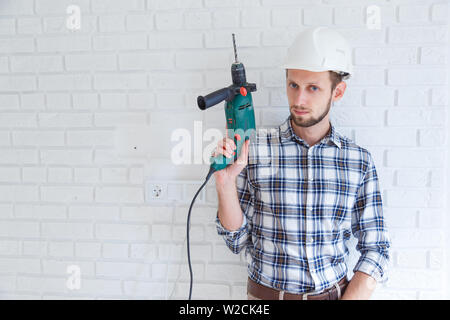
[145,182,167,202]
[151,184,163,198]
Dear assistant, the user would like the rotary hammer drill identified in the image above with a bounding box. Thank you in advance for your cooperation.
[186,34,257,299]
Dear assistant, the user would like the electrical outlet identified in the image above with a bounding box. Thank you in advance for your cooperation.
[145,182,167,202]
[152,184,163,199]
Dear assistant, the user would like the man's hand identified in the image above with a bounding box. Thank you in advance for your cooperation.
[214,137,250,232]
[340,271,377,300]
[213,137,250,188]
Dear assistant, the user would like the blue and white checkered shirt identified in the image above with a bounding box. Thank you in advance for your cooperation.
[216,115,391,294]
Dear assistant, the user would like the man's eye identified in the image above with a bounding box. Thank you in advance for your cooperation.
[289,83,298,89]
[310,86,318,91]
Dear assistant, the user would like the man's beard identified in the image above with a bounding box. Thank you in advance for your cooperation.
[290,95,332,128]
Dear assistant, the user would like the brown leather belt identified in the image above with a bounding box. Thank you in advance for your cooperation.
[247,277,349,300]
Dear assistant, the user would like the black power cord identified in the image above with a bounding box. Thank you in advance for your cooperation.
[186,166,216,300]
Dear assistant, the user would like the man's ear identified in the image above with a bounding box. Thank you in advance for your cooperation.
[332,81,346,102]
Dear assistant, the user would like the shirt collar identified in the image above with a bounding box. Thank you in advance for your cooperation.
[279,115,342,149]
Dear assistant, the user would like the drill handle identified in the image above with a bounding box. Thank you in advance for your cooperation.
[197,83,256,110]
[197,87,231,110]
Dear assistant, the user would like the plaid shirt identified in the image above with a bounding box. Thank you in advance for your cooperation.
[216,115,390,294]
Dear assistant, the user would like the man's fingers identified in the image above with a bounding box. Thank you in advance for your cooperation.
[213,137,233,158]
[236,139,250,165]
[212,137,247,161]
[225,138,237,153]
[229,138,236,150]
[224,138,236,152]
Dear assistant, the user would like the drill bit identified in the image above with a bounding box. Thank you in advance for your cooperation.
[232,33,238,63]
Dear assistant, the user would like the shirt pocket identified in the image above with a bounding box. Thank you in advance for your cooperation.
[247,156,276,209]
[320,175,358,229]
[256,156,274,179]
[248,154,272,181]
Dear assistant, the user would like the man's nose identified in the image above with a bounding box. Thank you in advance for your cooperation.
[293,88,308,105]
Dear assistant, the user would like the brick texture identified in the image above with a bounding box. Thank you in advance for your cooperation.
[0,0,448,300]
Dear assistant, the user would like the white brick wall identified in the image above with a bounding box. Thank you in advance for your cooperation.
[0,0,448,300]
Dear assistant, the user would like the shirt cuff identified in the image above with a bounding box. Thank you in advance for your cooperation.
[215,212,247,240]
[353,250,388,283]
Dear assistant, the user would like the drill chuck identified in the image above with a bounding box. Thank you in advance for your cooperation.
[197,34,253,111]
[231,62,246,86]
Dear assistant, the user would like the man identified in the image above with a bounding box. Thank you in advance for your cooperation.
[212,27,390,300]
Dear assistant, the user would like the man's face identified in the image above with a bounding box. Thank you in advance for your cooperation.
[286,69,335,128]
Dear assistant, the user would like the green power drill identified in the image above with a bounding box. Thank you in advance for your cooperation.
[186,34,257,300]
[197,33,257,172]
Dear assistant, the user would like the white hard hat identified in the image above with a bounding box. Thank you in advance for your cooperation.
[282,27,353,79]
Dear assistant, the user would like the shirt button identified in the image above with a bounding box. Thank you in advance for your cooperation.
[308,237,314,243]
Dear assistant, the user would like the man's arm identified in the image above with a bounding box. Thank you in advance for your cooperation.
[212,137,253,253]
[217,180,244,231]
[340,271,377,300]
[349,151,391,299]
[215,165,254,254]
